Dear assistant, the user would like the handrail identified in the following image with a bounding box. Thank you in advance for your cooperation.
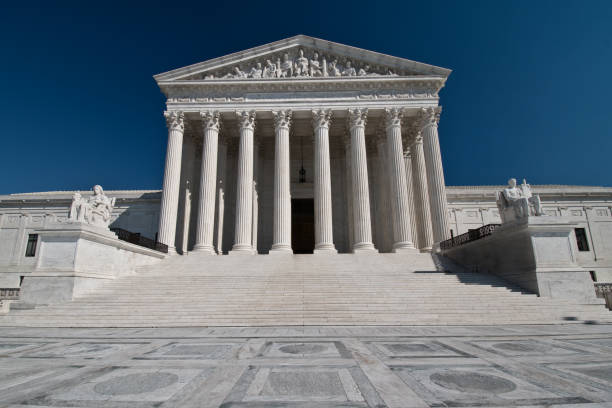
[0,288,20,300]
[440,224,501,250]
[595,283,612,310]
[110,228,168,253]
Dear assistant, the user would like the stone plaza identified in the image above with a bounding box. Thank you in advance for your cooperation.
[1,325,612,407]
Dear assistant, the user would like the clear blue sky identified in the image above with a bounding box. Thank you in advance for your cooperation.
[1,0,611,195]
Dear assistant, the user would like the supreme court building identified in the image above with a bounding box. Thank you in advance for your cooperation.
[155,35,451,255]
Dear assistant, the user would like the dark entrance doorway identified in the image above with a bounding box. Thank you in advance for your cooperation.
[291,199,315,254]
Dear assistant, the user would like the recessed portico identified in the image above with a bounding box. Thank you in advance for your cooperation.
[154,35,452,254]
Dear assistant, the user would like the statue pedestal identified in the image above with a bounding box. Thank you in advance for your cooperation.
[20,222,165,306]
[442,217,600,304]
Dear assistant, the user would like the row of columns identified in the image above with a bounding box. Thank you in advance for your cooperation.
[158,107,449,254]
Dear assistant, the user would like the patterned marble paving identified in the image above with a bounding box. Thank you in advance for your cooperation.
[21,342,148,359]
[138,342,240,360]
[0,325,610,407]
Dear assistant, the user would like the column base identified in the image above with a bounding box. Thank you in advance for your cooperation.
[352,242,378,253]
[419,246,433,253]
[229,244,255,255]
[314,246,337,255]
[269,245,293,255]
[191,245,216,255]
[392,242,418,253]
[166,246,178,255]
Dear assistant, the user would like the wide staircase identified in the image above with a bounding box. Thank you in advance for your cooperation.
[2,253,611,327]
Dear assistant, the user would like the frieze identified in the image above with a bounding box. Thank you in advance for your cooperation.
[185,48,412,81]
[161,78,444,103]
[166,90,439,104]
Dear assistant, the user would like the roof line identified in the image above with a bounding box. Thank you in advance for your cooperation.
[153,34,451,81]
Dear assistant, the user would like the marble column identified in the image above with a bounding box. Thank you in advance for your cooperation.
[420,107,451,243]
[343,135,354,251]
[348,108,376,252]
[193,111,220,253]
[158,110,184,254]
[181,181,192,254]
[403,148,420,249]
[410,127,434,252]
[216,138,227,254]
[385,108,415,252]
[231,110,256,253]
[270,110,292,253]
[312,109,337,253]
[251,139,260,254]
[375,132,392,252]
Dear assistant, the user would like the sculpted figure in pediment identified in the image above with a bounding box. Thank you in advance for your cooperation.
[342,60,357,76]
[248,62,263,79]
[280,53,293,77]
[263,59,277,78]
[222,66,246,79]
[329,59,342,76]
[309,52,323,77]
[294,49,309,77]
[358,65,369,76]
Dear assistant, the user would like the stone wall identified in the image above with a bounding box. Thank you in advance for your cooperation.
[0,190,161,277]
[446,185,612,282]
[2,185,612,281]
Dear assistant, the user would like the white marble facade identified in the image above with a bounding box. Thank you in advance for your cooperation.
[2,36,612,281]
[2,186,612,281]
[153,35,451,255]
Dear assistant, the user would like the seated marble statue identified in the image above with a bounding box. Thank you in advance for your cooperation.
[496,178,543,223]
[69,185,116,228]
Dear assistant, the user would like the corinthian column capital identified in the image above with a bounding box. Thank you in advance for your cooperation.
[200,111,221,131]
[384,107,403,129]
[236,110,256,131]
[417,106,442,130]
[347,108,368,130]
[272,110,292,130]
[312,109,332,130]
[164,111,184,131]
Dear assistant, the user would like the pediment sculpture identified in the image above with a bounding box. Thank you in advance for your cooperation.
[496,178,544,223]
[69,185,116,229]
[198,48,404,80]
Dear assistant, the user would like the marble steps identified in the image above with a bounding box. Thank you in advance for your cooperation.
[3,252,611,327]
[2,318,600,326]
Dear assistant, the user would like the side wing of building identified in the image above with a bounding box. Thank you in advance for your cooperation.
[1,185,611,283]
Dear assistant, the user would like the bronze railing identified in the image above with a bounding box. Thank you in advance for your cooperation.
[440,224,501,250]
[0,288,20,300]
[110,228,168,253]
[595,283,612,310]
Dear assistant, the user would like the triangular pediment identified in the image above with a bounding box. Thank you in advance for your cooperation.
[154,35,450,83]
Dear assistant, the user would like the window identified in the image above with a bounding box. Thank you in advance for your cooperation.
[575,228,590,252]
[25,234,38,257]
